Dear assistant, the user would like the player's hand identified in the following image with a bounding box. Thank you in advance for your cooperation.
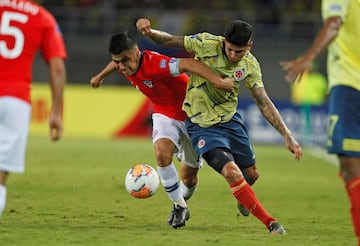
[49,112,63,142]
[284,134,303,161]
[90,75,104,89]
[136,18,151,36]
[215,77,235,92]
[279,57,312,83]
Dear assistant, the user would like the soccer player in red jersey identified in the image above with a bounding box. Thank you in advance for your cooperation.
[90,32,234,228]
[0,1,67,216]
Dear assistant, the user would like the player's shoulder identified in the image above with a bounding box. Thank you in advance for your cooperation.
[187,32,224,44]
[242,51,260,66]
[37,5,58,25]
[140,50,172,76]
[143,50,169,59]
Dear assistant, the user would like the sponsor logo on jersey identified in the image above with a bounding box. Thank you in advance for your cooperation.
[234,68,245,80]
[189,34,202,41]
[143,80,154,88]
[198,139,206,149]
[160,59,167,68]
[329,4,342,11]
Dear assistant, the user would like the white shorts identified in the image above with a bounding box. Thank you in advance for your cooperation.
[152,113,202,169]
[0,97,31,173]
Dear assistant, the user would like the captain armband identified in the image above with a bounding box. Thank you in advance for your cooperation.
[169,57,181,76]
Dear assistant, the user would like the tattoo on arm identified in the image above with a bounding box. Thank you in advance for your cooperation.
[149,30,184,48]
[254,92,289,136]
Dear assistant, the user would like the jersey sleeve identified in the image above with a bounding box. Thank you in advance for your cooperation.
[142,51,179,79]
[243,53,264,88]
[39,8,67,62]
[322,0,350,22]
[184,32,220,58]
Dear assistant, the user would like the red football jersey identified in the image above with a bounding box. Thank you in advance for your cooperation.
[0,1,67,103]
[124,50,188,121]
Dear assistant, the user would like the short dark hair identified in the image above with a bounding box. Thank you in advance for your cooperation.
[109,32,137,55]
[224,20,252,47]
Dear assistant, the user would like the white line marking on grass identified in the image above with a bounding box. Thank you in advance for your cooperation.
[306,144,339,168]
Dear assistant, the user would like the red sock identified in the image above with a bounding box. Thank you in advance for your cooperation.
[231,178,275,229]
[345,177,360,244]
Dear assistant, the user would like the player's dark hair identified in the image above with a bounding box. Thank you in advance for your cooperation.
[109,32,136,55]
[224,20,252,47]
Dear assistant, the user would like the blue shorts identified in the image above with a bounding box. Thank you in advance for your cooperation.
[185,111,256,169]
[327,85,360,156]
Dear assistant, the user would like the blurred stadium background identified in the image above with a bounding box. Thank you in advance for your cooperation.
[30,0,328,145]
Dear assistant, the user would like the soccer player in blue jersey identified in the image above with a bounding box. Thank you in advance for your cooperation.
[137,18,303,234]
[280,0,360,243]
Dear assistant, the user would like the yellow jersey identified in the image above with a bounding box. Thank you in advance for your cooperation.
[183,32,264,127]
[322,0,360,91]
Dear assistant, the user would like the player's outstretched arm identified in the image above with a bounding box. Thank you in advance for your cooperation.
[48,57,66,142]
[136,18,185,48]
[178,58,234,92]
[280,16,342,83]
[250,87,303,160]
[90,61,117,89]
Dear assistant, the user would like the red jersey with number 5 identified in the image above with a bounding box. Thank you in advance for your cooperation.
[123,50,188,121]
[0,0,67,103]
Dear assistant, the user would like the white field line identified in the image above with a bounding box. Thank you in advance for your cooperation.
[306,144,339,168]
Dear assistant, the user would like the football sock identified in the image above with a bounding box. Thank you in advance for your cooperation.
[346,176,360,241]
[157,164,187,208]
[0,184,6,216]
[180,180,198,201]
[231,178,275,228]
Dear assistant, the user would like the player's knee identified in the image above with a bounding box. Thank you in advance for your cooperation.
[155,152,173,167]
[243,166,259,185]
[180,164,199,187]
[182,175,198,187]
[203,148,234,174]
[221,163,243,182]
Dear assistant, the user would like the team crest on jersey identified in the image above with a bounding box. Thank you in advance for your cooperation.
[198,139,206,149]
[143,80,154,88]
[234,68,245,80]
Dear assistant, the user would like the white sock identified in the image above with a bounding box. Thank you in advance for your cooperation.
[180,179,198,201]
[157,163,187,208]
[0,184,7,216]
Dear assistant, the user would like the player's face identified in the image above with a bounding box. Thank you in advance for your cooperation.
[111,46,141,76]
[224,40,253,64]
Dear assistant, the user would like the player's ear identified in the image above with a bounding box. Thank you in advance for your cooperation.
[248,41,253,50]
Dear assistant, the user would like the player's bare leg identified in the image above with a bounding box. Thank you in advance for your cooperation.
[179,162,199,200]
[0,170,8,217]
[154,138,189,228]
[339,156,360,244]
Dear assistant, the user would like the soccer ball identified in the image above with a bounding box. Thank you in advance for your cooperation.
[125,164,160,198]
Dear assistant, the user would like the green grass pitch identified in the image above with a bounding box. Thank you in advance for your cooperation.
[0,137,356,245]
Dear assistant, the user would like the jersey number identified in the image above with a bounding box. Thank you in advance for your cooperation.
[0,11,28,59]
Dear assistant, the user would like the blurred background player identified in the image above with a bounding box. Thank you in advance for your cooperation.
[290,61,327,144]
[137,18,303,234]
[280,0,360,243]
[90,32,234,228]
[0,1,67,216]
